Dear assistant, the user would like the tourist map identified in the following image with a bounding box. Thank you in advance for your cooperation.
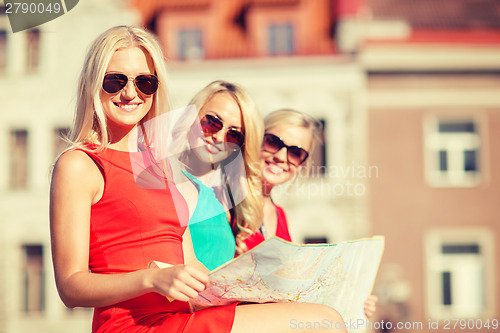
[189,236,385,333]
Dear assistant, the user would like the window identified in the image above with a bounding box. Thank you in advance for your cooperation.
[308,119,327,176]
[0,29,6,74]
[178,28,203,60]
[23,244,45,313]
[268,23,294,56]
[304,236,328,244]
[53,127,70,158]
[425,229,495,319]
[10,129,28,189]
[424,117,481,187]
[26,28,40,73]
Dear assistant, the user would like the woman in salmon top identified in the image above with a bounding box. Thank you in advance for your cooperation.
[237,109,378,319]
[50,26,348,332]
[237,109,318,250]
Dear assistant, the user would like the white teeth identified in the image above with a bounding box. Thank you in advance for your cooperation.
[205,140,222,153]
[206,144,221,154]
[268,163,285,175]
[116,103,138,111]
[211,143,223,151]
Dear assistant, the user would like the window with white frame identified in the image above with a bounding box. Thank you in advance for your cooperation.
[178,28,203,60]
[424,117,481,187]
[268,22,294,56]
[22,244,45,313]
[425,229,495,319]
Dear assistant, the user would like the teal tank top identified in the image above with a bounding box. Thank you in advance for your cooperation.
[184,171,236,270]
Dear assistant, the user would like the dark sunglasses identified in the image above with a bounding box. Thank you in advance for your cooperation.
[200,114,245,148]
[263,133,309,167]
[102,73,159,95]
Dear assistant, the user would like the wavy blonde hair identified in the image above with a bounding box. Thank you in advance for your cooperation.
[264,109,323,172]
[188,80,264,232]
[69,25,169,151]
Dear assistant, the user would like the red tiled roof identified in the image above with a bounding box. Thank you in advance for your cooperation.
[131,0,336,59]
[132,0,210,25]
[367,0,500,30]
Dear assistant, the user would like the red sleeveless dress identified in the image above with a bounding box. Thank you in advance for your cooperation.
[82,147,236,332]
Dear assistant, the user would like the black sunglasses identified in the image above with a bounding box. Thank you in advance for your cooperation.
[200,114,245,148]
[263,133,309,167]
[103,73,159,95]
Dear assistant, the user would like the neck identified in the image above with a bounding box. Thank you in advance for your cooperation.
[263,196,273,207]
[108,124,139,152]
[185,151,217,177]
[262,181,274,198]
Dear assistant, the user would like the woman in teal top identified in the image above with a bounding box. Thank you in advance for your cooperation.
[181,81,265,270]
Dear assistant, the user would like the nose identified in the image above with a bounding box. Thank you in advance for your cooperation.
[273,146,288,163]
[121,78,137,100]
[213,128,226,143]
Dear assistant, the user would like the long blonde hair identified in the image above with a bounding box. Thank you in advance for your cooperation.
[69,26,169,151]
[188,80,264,232]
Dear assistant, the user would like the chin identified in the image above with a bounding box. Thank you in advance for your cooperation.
[211,154,231,165]
[192,149,228,166]
[192,149,213,164]
[263,170,288,186]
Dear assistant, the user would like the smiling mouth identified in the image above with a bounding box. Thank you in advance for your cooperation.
[114,102,140,111]
[266,162,287,175]
[204,140,223,154]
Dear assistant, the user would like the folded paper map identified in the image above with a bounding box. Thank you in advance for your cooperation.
[189,236,385,333]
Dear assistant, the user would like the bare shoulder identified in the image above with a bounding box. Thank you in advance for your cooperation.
[53,149,100,178]
[51,150,103,201]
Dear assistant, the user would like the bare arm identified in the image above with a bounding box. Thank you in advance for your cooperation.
[50,150,208,308]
